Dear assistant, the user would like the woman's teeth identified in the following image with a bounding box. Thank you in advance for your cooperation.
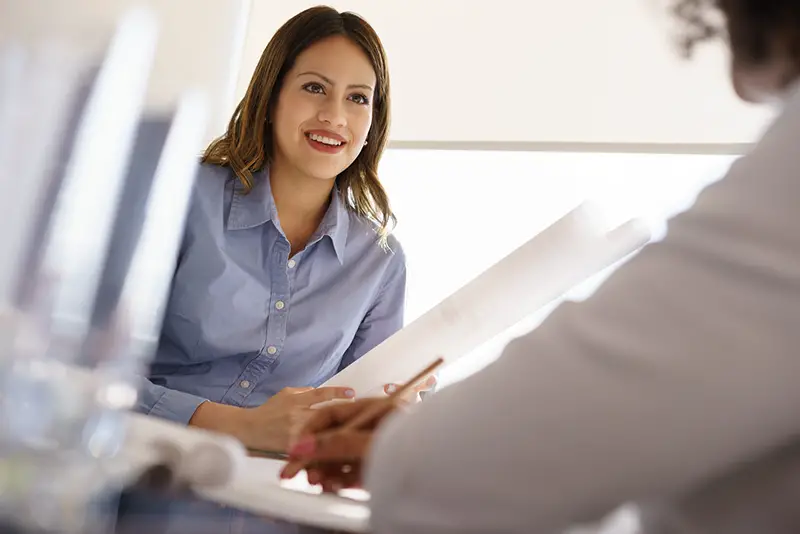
[308,133,343,146]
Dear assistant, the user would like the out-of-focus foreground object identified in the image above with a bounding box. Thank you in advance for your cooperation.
[0,0,251,142]
[0,5,250,533]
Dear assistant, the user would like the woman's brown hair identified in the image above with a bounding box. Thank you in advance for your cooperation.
[203,6,395,243]
[671,0,800,74]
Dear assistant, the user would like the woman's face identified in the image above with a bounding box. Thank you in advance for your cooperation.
[271,35,377,182]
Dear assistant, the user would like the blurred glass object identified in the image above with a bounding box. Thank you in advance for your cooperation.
[0,39,86,308]
[0,6,207,533]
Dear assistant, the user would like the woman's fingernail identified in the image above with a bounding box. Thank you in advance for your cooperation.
[385,384,397,394]
[288,436,316,458]
[345,389,355,397]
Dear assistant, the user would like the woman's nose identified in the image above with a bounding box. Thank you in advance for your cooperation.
[317,98,346,127]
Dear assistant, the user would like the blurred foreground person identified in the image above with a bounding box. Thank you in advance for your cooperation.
[283,2,800,533]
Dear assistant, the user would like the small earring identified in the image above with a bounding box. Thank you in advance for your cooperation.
[363,140,368,146]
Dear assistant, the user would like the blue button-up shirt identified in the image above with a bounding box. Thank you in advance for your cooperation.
[136,163,406,424]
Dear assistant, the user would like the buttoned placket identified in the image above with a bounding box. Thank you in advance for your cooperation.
[221,237,294,406]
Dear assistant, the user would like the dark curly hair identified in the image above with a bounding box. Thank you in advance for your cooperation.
[672,0,800,71]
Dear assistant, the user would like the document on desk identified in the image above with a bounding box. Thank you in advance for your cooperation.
[323,203,652,397]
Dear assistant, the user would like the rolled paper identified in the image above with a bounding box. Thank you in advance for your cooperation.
[323,203,652,397]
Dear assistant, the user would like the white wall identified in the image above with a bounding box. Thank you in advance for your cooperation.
[378,149,736,385]
[238,0,773,146]
[10,1,769,147]
[2,0,251,140]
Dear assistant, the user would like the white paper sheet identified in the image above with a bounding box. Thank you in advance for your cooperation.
[324,203,651,396]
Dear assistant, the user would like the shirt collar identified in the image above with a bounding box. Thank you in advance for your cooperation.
[226,167,349,263]
[313,184,349,264]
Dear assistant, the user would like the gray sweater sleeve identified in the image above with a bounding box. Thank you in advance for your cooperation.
[364,90,800,534]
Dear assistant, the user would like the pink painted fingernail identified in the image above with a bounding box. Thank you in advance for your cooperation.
[288,436,316,457]
[345,389,355,397]
[385,384,397,394]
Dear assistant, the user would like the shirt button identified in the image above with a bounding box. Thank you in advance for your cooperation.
[239,380,250,389]
[266,345,278,355]
[275,300,285,310]
[288,259,296,268]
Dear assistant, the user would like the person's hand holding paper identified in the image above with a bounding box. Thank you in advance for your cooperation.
[383,374,437,401]
[280,359,442,490]
[278,381,434,490]
[191,385,355,454]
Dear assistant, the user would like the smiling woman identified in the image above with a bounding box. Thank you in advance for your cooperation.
[119,6,420,534]
[272,36,376,190]
[204,6,395,247]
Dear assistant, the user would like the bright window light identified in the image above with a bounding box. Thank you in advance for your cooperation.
[379,150,738,386]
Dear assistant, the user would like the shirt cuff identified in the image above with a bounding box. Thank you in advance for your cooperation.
[148,388,207,425]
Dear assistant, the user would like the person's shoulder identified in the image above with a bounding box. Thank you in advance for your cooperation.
[381,232,406,275]
[745,84,800,164]
[663,88,800,271]
[347,213,405,261]
[189,161,233,200]
[194,160,232,186]
[180,161,233,225]
[383,232,405,262]
[719,87,800,201]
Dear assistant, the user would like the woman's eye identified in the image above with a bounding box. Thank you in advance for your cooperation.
[349,93,370,105]
[303,82,325,94]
